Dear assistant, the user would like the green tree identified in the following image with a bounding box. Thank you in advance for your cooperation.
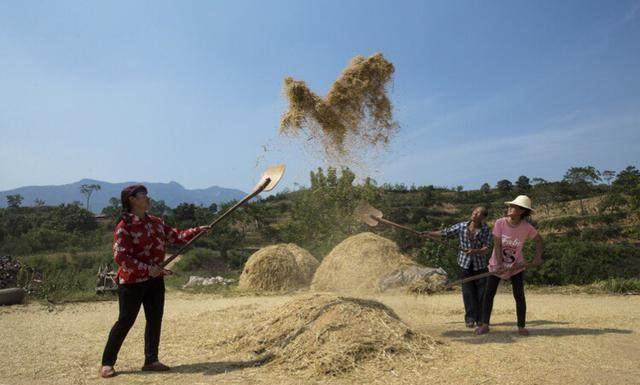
[281,167,367,257]
[562,166,602,215]
[612,166,640,190]
[602,170,616,185]
[515,175,531,191]
[480,183,491,195]
[362,177,380,204]
[531,177,548,186]
[562,166,601,185]
[149,198,170,217]
[598,193,627,213]
[173,203,198,226]
[101,197,122,220]
[48,204,98,232]
[201,200,248,262]
[6,194,23,208]
[531,180,554,215]
[80,184,101,212]
[496,179,513,193]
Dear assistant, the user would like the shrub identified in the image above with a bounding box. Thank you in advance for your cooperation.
[601,278,640,294]
[525,240,640,285]
[416,239,460,279]
[175,247,222,272]
[538,216,579,230]
[579,225,621,241]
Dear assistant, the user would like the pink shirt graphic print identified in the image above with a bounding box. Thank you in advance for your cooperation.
[488,217,538,279]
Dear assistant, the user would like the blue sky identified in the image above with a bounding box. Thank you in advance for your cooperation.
[1,0,639,193]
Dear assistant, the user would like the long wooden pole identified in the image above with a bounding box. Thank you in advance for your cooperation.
[160,178,270,268]
[375,217,422,236]
[445,262,541,288]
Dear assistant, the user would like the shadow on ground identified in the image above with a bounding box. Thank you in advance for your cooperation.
[117,355,272,376]
[440,320,632,344]
[444,320,570,327]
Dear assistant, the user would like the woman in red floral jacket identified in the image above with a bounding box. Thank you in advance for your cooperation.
[100,184,209,378]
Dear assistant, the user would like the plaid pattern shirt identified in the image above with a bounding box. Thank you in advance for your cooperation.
[441,221,492,271]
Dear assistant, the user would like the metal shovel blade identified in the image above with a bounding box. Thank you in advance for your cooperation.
[355,202,383,226]
[253,164,286,192]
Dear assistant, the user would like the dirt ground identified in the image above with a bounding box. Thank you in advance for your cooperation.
[1,289,638,385]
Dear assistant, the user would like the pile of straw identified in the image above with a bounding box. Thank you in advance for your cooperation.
[218,293,438,376]
[280,53,397,158]
[311,232,415,293]
[239,244,319,291]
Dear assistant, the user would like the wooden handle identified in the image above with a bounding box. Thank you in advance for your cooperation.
[445,262,541,288]
[160,178,270,268]
[377,217,422,236]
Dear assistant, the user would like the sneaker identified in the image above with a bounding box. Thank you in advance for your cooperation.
[100,365,116,378]
[141,361,171,371]
[465,321,476,328]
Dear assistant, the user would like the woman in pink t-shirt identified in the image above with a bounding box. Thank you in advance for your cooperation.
[475,195,544,336]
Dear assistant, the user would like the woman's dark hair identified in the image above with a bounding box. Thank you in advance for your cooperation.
[476,206,489,218]
[119,184,148,224]
[505,206,531,221]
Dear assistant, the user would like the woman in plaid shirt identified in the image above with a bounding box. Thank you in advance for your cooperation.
[422,207,492,328]
[100,185,210,378]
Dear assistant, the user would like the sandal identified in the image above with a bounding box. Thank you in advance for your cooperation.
[100,365,116,378]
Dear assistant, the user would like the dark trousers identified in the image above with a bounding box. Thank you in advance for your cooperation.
[101,277,165,366]
[460,267,487,324]
[481,272,526,328]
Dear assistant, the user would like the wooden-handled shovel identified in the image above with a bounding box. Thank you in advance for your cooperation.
[161,164,286,268]
[443,261,543,288]
[354,202,423,236]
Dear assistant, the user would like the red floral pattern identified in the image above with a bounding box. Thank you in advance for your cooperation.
[113,213,205,284]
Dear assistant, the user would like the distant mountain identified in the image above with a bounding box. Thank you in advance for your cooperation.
[0,179,247,213]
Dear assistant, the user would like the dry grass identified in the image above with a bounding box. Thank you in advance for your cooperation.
[239,244,319,291]
[0,290,639,384]
[311,232,415,293]
[280,53,397,161]
[217,293,438,376]
[535,196,604,220]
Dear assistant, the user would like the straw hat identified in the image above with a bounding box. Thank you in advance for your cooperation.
[505,195,534,211]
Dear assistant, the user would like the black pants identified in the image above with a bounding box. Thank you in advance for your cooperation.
[481,272,526,328]
[460,267,487,324]
[101,277,165,366]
